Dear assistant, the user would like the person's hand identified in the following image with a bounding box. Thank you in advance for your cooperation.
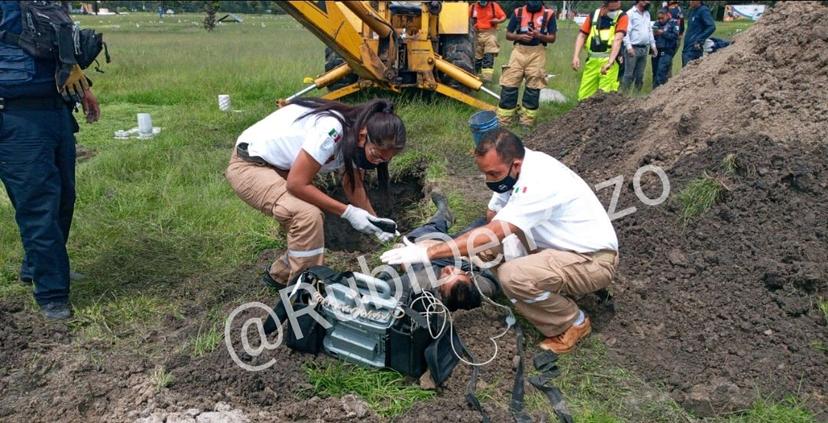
[56,64,90,103]
[81,88,100,123]
[341,205,384,235]
[693,42,702,51]
[651,46,658,57]
[519,33,534,43]
[571,56,581,71]
[380,244,430,266]
[601,62,612,75]
[626,47,636,57]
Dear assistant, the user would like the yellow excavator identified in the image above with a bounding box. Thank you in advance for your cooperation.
[278,1,499,110]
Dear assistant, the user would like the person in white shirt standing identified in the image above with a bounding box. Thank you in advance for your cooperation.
[381,128,619,354]
[621,0,657,93]
[226,98,406,287]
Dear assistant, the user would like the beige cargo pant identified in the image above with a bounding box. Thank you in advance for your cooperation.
[499,44,547,90]
[495,248,618,337]
[475,29,500,59]
[225,150,325,283]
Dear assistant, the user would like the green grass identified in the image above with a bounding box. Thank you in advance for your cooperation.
[819,298,828,324]
[151,366,175,391]
[675,174,726,223]
[303,361,435,418]
[723,397,814,423]
[190,324,223,357]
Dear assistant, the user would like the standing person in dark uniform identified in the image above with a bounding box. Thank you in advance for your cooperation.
[0,1,100,319]
[651,8,679,88]
[682,0,716,67]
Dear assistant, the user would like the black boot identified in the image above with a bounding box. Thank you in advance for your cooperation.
[430,190,454,229]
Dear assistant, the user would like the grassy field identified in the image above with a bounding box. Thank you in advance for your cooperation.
[0,11,811,422]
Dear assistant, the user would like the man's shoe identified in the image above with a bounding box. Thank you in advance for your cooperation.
[430,190,454,228]
[260,272,286,290]
[41,302,72,320]
[538,316,592,355]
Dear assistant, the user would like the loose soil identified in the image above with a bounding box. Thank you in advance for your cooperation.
[526,1,828,416]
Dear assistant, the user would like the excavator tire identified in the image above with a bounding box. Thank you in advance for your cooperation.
[324,47,359,92]
[438,32,475,93]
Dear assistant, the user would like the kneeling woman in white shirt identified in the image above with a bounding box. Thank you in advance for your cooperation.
[226,98,406,285]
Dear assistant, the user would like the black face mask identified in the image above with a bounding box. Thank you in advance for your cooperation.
[354,147,379,170]
[526,1,543,13]
[486,162,518,193]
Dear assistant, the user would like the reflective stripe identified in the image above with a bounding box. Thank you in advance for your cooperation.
[588,52,610,58]
[288,247,324,258]
[524,291,551,304]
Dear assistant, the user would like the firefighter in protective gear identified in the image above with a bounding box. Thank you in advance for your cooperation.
[470,1,507,82]
[497,1,557,127]
[571,0,629,101]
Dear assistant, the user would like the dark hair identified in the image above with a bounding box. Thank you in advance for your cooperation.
[443,279,482,311]
[289,97,406,185]
[474,128,526,164]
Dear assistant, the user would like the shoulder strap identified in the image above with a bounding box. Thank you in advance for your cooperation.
[515,6,522,24]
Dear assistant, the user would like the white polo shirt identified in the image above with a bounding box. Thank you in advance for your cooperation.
[235,104,345,173]
[488,149,618,254]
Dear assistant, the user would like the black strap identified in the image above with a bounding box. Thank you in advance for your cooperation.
[0,96,68,111]
[511,323,574,423]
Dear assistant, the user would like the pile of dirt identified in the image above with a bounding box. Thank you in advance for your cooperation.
[527,1,828,416]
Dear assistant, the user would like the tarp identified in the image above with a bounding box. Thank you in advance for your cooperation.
[728,4,766,21]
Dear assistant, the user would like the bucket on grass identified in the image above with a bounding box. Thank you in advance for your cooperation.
[137,113,153,135]
[218,94,231,112]
[468,110,499,146]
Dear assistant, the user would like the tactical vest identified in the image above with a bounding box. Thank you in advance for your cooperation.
[513,6,553,46]
[585,9,623,57]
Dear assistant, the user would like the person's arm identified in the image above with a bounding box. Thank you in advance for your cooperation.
[81,88,100,123]
[505,13,531,43]
[491,3,507,24]
[486,209,497,222]
[425,219,519,260]
[663,22,679,43]
[286,151,348,216]
[648,15,657,51]
[572,31,586,70]
[342,169,377,216]
[699,8,716,42]
[535,13,556,44]
[601,31,625,74]
[622,12,633,52]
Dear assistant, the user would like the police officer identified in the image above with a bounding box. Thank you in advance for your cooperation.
[651,8,679,88]
[496,1,557,127]
[682,0,716,67]
[1,1,100,319]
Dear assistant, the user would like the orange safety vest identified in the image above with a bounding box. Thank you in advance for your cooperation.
[514,6,553,34]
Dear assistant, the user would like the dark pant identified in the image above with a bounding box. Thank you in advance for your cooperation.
[621,45,650,93]
[651,50,675,88]
[0,107,77,306]
[682,48,703,67]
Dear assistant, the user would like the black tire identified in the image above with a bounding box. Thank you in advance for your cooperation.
[438,32,475,93]
[324,47,358,92]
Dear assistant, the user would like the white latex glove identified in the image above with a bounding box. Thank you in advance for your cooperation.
[341,205,384,235]
[374,231,398,243]
[380,244,430,266]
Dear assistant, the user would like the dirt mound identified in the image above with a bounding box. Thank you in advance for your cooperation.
[527,1,828,416]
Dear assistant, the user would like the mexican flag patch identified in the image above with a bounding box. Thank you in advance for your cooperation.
[328,128,342,143]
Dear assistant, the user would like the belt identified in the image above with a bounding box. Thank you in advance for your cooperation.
[632,44,649,48]
[587,51,610,58]
[0,96,68,111]
[235,143,290,176]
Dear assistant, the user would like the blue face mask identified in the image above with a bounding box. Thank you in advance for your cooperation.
[486,162,518,193]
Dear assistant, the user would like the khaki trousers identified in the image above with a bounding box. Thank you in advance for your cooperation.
[225,150,325,283]
[499,44,547,89]
[475,29,500,59]
[495,248,618,337]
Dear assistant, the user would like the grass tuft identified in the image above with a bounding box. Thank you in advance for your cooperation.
[675,174,725,223]
[304,361,434,417]
[724,397,814,423]
[151,366,174,391]
[190,324,223,357]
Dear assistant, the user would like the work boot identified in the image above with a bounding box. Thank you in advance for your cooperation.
[430,190,454,229]
[496,107,516,126]
[519,108,538,127]
[538,316,591,354]
[260,272,287,291]
[40,302,72,320]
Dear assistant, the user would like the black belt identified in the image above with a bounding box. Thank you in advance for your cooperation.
[632,44,649,48]
[0,96,68,111]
